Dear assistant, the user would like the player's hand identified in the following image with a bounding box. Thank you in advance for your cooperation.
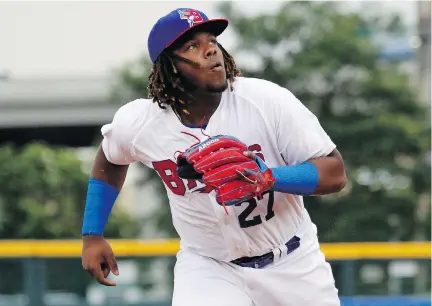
[243,151,257,161]
[244,151,268,170]
[81,235,119,286]
[244,150,276,189]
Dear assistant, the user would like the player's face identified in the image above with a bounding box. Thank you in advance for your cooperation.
[172,31,227,93]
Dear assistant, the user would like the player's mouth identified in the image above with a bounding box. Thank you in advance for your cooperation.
[210,62,223,72]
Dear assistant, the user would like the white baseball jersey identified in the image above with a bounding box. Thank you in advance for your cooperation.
[101,77,336,262]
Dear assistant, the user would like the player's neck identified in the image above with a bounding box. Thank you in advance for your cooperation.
[179,92,222,126]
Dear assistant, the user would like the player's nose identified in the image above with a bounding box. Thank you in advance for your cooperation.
[205,45,217,58]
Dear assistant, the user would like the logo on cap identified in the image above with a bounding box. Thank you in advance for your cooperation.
[178,9,204,27]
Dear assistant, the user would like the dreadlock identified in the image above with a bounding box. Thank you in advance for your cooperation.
[147,44,242,114]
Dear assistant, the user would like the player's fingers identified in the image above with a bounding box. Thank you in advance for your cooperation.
[101,262,111,278]
[94,267,116,286]
[243,151,256,160]
[86,260,116,287]
[106,253,119,276]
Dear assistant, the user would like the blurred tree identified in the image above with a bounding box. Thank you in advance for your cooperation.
[0,142,139,239]
[0,142,140,295]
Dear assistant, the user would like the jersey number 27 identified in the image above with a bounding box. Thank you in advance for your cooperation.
[236,190,275,228]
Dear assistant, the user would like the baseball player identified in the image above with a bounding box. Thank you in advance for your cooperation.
[81,8,347,306]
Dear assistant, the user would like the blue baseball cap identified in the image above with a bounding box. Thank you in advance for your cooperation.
[148,8,229,63]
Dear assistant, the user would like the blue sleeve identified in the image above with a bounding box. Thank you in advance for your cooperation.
[255,156,319,196]
[82,178,120,236]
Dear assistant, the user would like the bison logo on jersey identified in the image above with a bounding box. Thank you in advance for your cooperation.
[178,9,204,27]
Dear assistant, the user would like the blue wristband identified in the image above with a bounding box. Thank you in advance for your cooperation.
[270,162,319,195]
[82,178,119,236]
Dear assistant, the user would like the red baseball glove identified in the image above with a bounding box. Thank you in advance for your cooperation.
[176,135,276,213]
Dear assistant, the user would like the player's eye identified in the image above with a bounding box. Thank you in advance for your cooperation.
[210,39,218,45]
[187,43,199,50]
